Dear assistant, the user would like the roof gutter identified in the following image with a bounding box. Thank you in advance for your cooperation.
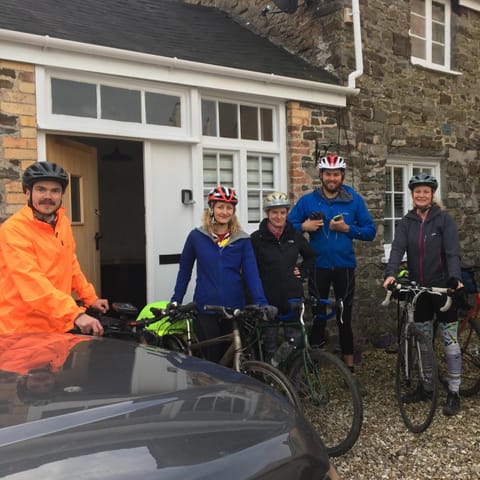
[0,28,359,98]
[347,0,363,89]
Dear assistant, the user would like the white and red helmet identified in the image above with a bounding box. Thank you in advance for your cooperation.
[207,185,238,207]
[317,154,346,171]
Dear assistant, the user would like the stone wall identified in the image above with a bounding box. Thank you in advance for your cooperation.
[186,0,480,341]
[0,60,37,222]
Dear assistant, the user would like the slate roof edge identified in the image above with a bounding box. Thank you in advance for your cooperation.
[0,28,359,98]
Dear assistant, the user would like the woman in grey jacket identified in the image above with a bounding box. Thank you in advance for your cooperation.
[383,172,464,416]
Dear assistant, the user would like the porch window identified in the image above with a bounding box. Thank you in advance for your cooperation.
[384,160,440,259]
[410,0,451,70]
[202,100,274,142]
[51,77,183,127]
[202,151,279,224]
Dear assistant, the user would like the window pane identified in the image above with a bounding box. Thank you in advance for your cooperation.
[394,194,404,218]
[432,43,445,64]
[203,152,234,205]
[70,175,82,223]
[384,193,392,217]
[393,167,404,191]
[385,168,392,190]
[145,92,181,127]
[52,78,97,118]
[247,156,260,187]
[219,102,238,138]
[410,14,425,37]
[240,105,258,140]
[432,2,445,22]
[248,192,262,224]
[202,100,217,136]
[260,108,273,141]
[411,37,426,59]
[101,85,141,122]
[384,219,394,244]
[411,0,425,15]
[432,22,445,43]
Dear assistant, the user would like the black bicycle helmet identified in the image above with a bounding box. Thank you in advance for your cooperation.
[408,172,438,192]
[22,162,69,193]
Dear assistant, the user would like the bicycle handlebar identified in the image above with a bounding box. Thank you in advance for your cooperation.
[381,281,452,312]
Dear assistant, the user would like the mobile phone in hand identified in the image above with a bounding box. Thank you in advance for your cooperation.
[333,214,342,221]
[309,211,324,220]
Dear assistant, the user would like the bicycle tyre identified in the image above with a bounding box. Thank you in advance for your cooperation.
[396,324,439,433]
[435,315,480,397]
[240,360,301,411]
[288,349,363,457]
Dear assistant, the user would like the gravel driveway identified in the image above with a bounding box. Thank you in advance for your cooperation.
[327,348,480,479]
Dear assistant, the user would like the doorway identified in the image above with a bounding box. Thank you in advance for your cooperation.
[54,135,146,309]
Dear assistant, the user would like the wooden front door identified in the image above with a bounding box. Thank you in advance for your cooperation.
[46,136,101,293]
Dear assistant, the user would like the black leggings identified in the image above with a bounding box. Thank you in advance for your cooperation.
[309,267,355,355]
[193,313,233,363]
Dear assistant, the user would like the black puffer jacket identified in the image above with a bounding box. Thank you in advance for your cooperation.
[251,219,316,314]
[385,205,462,287]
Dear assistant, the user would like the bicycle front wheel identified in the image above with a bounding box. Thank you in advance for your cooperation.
[240,360,301,410]
[396,324,439,433]
[288,349,363,457]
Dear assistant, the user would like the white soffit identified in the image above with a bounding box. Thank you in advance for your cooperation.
[459,0,480,11]
[0,29,356,106]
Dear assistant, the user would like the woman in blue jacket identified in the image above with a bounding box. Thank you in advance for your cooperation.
[171,185,268,362]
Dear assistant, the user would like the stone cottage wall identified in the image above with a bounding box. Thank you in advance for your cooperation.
[0,60,37,223]
[188,0,480,341]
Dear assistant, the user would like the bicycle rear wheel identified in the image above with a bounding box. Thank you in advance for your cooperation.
[456,318,480,396]
[240,360,301,410]
[396,324,439,433]
[288,349,363,457]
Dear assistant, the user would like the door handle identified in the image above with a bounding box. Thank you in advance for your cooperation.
[94,232,103,250]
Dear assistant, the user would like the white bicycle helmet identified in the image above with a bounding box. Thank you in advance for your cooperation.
[317,154,346,170]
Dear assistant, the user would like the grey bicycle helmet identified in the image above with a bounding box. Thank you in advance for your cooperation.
[22,162,69,193]
[263,192,290,211]
[408,172,438,192]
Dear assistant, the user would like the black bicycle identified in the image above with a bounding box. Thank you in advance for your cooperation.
[382,278,452,433]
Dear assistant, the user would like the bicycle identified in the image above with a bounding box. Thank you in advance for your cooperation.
[434,264,480,396]
[382,278,452,433]
[98,301,302,410]
[242,296,363,457]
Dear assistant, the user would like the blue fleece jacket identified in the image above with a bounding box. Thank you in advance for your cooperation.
[288,186,376,268]
[171,227,267,313]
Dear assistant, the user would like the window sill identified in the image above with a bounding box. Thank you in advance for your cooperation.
[410,58,462,76]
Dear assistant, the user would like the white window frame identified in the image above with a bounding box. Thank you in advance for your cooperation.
[383,158,442,261]
[199,95,287,232]
[409,0,461,74]
[36,67,193,142]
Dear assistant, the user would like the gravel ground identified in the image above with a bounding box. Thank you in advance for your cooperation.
[328,348,480,479]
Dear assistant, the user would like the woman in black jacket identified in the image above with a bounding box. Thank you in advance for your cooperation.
[251,192,316,362]
[383,172,464,416]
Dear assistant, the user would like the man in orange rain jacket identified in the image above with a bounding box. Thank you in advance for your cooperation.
[0,162,107,335]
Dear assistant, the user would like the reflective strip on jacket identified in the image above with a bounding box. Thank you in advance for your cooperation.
[0,205,98,333]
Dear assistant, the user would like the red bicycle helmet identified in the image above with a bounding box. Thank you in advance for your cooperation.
[207,186,238,207]
[317,154,346,170]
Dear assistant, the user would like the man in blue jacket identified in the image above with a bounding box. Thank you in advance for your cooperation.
[288,155,376,374]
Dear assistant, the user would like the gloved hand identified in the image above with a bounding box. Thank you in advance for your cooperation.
[262,305,278,321]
